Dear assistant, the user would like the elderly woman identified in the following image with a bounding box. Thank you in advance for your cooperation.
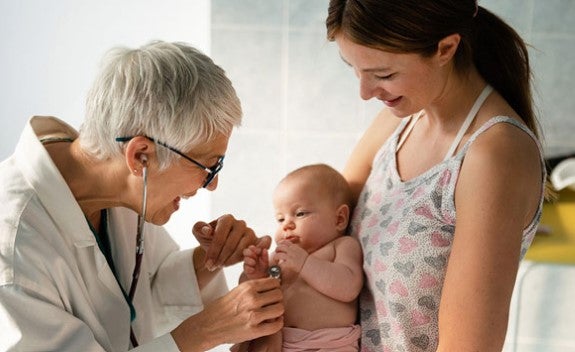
[0,41,283,351]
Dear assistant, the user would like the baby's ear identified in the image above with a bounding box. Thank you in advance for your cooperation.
[335,204,350,232]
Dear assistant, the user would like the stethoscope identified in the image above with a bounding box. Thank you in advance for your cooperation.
[129,155,148,347]
[126,157,279,347]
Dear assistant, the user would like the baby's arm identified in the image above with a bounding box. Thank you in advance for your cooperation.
[275,236,363,302]
[233,246,281,352]
[235,246,282,352]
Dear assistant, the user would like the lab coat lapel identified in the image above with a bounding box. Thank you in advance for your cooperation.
[15,118,132,350]
[94,246,132,349]
[66,241,131,350]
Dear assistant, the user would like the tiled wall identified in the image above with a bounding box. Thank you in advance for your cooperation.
[211,0,380,237]
[487,0,575,157]
[210,0,575,351]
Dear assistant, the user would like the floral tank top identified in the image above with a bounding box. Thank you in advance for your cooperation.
[350,106,545,351]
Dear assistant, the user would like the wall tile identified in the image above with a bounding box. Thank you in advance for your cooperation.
[284,131,361,172]
[211,28,283,130]
[288,0,330,31]
[531,34,575,156]
[533,0,575,35]
[211,130,282,235]
[287,31,363,133]
[212,0,283,28]
[480,0,534,38]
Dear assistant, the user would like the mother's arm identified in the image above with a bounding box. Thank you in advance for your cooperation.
[437,123,542,351]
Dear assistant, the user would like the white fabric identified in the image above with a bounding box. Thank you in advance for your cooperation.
[443,85,493,160]
[0,116,229,351]
[396,85,493,159]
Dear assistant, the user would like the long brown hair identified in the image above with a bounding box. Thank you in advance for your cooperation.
[326,0,540,139]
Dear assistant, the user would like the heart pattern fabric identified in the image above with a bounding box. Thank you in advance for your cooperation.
[351,117,542,351]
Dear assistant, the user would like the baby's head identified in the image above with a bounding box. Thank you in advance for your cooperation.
[273,164,352,253]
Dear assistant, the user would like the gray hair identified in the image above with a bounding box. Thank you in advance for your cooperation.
[79,40,242,169]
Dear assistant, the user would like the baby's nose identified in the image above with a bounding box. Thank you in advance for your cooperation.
[282,219,295,230]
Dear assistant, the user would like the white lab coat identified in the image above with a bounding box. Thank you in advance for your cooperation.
[0,116,228,351]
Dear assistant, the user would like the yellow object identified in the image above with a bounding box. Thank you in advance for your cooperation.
[525,189,575,264]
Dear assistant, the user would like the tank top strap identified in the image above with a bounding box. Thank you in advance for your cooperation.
[456,115,546,239]
[396,111,424,152]
[458,116,542,157]
[443,85,493,161]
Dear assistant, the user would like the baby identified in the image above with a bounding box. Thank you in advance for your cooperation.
[235,163,363,351]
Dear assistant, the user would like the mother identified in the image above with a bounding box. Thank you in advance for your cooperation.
[0,41,283,351]
[327,0,546,351]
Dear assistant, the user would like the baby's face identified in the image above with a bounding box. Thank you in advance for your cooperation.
[272,177,341,253]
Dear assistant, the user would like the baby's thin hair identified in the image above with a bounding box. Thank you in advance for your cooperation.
[284,163,352,209]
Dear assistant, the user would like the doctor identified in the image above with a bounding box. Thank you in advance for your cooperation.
[0,41,283,351]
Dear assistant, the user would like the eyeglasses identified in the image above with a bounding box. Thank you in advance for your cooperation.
[116,136,224,188]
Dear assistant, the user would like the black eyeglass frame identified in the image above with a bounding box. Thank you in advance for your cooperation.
[116,136,224,188]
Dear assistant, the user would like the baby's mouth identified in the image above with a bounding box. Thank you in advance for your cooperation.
[284,235,299,243]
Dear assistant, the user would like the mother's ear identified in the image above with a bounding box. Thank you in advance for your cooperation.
[436,33,461,66]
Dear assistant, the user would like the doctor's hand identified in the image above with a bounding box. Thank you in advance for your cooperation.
[193,214,272,270]
[171,277,284,351]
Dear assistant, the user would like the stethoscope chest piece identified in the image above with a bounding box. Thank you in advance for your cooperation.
[268,265,281,280]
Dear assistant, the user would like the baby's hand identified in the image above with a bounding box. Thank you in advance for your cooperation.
[243,245,270,280]
[273,240,309,275]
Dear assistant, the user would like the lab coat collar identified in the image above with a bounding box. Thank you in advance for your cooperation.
[14,116,96,248]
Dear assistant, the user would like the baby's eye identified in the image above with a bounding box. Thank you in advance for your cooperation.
[296,211,307,217]
[276,218,285,223]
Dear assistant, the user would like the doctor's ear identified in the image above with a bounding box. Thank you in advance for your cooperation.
[134,154,149,175]
[130,154,149,176]
[123,136,154,175]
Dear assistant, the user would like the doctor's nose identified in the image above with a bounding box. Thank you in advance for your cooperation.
[204,175,219,191]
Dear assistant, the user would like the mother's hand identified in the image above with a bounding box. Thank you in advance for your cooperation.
[193,214,272,270]
[171,277,284,351]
